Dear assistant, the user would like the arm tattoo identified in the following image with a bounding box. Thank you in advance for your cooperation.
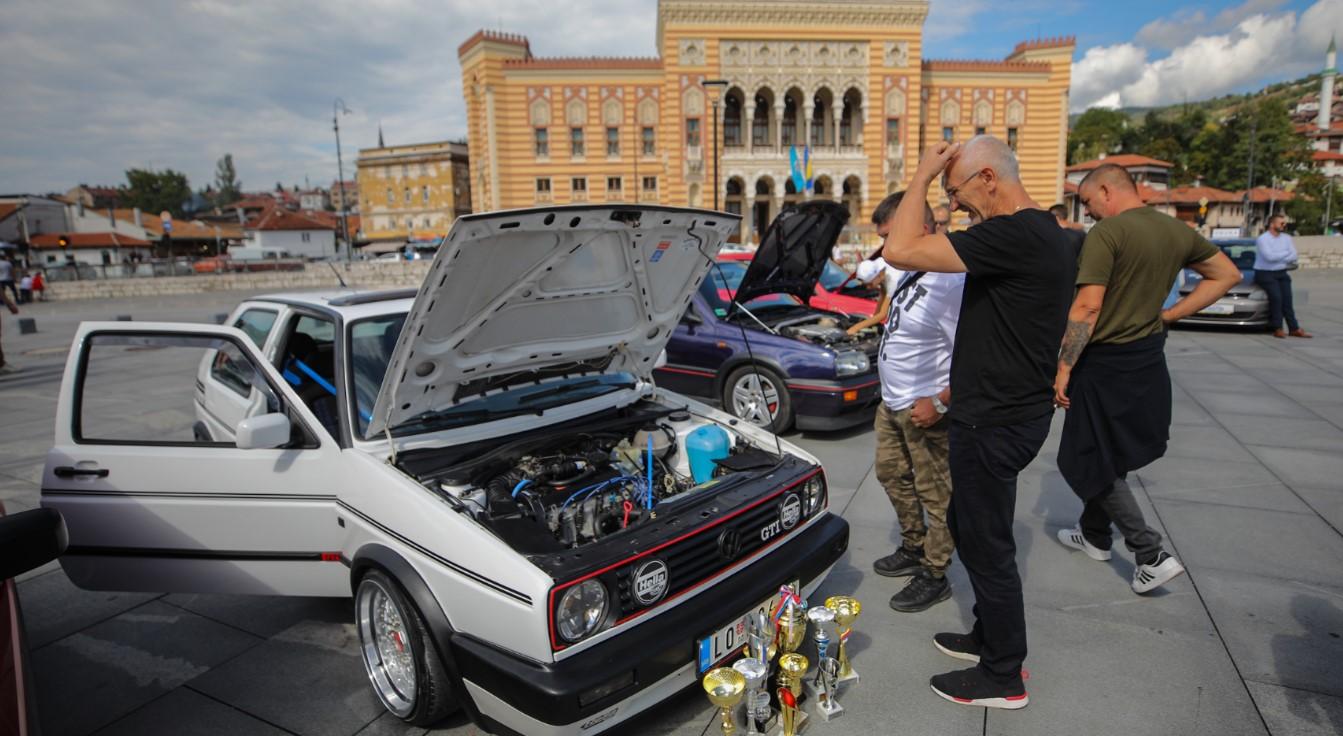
[1058,319,1093,368]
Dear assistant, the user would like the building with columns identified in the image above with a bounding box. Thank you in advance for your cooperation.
[458,0,1073,243]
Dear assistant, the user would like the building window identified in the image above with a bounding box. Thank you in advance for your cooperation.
[536,177,551,193]
[422,186,429,204]
[942,127,954,142]
[301,232,311,243]
[535,128,549,156]
[886,118,900,147]
[386,188,393,204]
[401,165,408,178]
[642,126,655,155]
[572,177,587,192]
[403,187,411,204]
[423,217,431,228]
[642,176,657,192]
[975,127,986,136]
[1007,128,1019,151]
[570,127,585,157]
[606,127,620,156]
[607,176,622,193]
[686,118,701,147]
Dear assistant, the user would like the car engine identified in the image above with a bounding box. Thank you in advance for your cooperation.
[778,315,879,347]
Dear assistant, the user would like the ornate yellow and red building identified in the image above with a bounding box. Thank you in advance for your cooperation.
[458,0,1073,242]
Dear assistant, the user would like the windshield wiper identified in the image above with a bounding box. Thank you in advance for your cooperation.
[518,378,634,405]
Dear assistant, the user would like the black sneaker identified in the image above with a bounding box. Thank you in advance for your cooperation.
[930,666,1028,710]
[889,570,951,612]
[932,632,981,663]
[873,547,923,577]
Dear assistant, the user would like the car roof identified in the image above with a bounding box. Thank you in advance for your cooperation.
[245,288,415,321]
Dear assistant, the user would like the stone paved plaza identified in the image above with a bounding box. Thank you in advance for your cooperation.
[2,274,1342,736]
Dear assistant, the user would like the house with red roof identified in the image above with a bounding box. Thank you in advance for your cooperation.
[239,209,336,259]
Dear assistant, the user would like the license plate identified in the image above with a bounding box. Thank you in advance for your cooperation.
[1198,303,1234,316]
[696,581,798,673]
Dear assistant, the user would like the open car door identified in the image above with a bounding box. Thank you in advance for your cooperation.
[41,322,350,596]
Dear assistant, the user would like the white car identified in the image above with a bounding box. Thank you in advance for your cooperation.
[42,205,850,735]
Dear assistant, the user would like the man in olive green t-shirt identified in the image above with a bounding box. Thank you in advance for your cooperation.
[1052,164,1241,595]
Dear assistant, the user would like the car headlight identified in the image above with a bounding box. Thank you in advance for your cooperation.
[834,350,869,377]
[1249,290,1268,301]
[803,473,827,514]
[556,580,608,643]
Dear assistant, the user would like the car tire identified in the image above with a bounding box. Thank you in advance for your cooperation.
[722,364,794,432]
[355,569,457,726]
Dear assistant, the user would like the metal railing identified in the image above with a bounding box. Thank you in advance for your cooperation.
[40,257,308,282]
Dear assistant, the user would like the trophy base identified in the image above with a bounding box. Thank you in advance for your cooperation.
[814,701,845,722]
[835,670,860,687]
[800,682,844,722]
[771,709,809,735]
[733,703,778,735]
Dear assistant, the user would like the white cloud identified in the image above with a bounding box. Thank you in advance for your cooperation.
[1071,0,1343,112]
[0,0,655,194]
[1136,0,1285,50]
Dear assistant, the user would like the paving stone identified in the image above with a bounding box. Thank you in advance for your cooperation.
[1155,501,1343,588]
[33,600,261,736]
[20,569,161,649]
[162,593,351,639]
[1245,680,1343,736]
[1145,480,1316,516]
[1214,412,1343,451]
[94,687,290,736]
[1294,486,1343,534]
[1186,390,1315,420]
[1243,444,1343,490]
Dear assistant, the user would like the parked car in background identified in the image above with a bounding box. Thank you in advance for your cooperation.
[1167,238,1271,329]
[0,503,68,736]
[43,205,849,734]
[656,201,882,432]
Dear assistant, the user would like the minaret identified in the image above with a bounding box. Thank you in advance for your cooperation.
[1319,35,1336,131]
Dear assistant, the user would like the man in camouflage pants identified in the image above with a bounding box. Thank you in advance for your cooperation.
[868,192,965,612]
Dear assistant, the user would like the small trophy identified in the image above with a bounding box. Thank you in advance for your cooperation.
[774,591,808,655]
[803,607,843,721]
[775,653,809,736]
[748,610,777,665]
[824,595,862,685]
[733,658,770,736]
[703,667,747,736]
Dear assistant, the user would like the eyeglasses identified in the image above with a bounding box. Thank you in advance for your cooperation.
[944,170,983,201]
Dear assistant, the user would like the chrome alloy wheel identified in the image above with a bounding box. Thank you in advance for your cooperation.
[356,577,418,717]
[730,372,780,427]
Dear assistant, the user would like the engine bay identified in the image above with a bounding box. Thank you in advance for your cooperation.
[408,408,782,553]
[776,314,879,348]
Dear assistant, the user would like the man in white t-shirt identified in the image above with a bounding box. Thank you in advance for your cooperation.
[869,191,967,612]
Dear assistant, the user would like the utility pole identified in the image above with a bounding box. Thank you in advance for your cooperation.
[333,98,353,264]
[703,79,729,210]
[1244,108,1258,236]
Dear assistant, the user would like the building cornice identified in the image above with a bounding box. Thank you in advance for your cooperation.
[657,1,929,49]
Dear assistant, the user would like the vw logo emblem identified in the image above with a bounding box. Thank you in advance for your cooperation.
[718,527,743,561]
[780,493,802,531]
[632,559,669,606]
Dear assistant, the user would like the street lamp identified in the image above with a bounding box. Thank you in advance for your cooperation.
[333,98,353,264]
[702,79,729,210]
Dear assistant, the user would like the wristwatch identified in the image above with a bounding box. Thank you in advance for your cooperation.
[930,395,948,414]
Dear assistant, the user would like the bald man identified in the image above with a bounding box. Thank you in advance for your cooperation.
[883,135,1075,709]
[1054,164,1240,594]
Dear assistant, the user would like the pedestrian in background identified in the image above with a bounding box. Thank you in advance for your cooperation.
[1255,214,1311,338]
[868,191,965,613]
[883,135,1075,709]
[0,256,17,304]
[1054,164,1241,594]
[0,287,18,374]
[932,204,951,234]
[31,270,45,302]
[18,272,32,304]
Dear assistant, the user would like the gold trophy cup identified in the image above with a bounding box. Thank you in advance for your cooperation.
[775,606,808,654]
[775,653,810,736]
[703,667,747,736]
[824,595,862,684]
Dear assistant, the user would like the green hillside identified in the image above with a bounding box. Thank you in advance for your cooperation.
[1069,72,1324,128]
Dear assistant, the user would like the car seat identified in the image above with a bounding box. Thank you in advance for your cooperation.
[282,333,340,436]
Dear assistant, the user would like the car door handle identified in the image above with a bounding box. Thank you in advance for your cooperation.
[53,466,109,479]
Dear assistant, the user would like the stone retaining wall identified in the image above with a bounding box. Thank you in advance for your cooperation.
[45,261,434,301]
[1296,236,1343,269]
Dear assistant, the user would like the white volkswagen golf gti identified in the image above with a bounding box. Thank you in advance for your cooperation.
[42,205,849,735]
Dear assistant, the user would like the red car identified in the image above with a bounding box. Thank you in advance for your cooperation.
[0,503,67,736]
[718,251,880,316]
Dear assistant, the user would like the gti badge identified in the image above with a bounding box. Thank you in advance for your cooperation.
[780,493,803,531]
[717,527,743,561]
[632,559,669,606]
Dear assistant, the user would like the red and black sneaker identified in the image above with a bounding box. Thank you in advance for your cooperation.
[930,666,1029,710]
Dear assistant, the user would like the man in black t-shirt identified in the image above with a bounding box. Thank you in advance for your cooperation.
[882,136,1075,710]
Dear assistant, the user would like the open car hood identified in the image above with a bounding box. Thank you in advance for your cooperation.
[367,205,739,437]
[732,200,850,305]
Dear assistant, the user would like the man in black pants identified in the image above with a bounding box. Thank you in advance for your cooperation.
[882,135,1075,709]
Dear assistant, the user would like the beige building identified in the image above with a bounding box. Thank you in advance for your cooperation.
[458,0,1073,243]
[355,141,471,242]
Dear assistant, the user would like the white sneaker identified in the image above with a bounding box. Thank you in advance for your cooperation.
[1057,527,1112,561]
[1132,552,1185,594]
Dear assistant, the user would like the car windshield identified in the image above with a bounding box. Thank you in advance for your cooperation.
[817,259,852,291]
[1215,240,1257,271]
[701,261,801,317]
[347,313,637,438]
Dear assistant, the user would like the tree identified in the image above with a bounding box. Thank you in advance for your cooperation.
[1284,170,1341,235]
[1134,109,1207,185]
[1216,98,1310,191]
[122,168,192,218]
[1068,108,1135,164]
[213,154,241,206]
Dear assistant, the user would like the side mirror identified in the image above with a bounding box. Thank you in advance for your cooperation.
[0,508,68,580]
[236,412,293,450]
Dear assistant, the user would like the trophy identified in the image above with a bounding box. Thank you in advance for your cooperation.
[748,610,777,665]
[774,590,808,656]
[775,653,809,736]
[803,606,843,721]
[824,595,862,685]
[733,658,770,736]
[703,667,747,736]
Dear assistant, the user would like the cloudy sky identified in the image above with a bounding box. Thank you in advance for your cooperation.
[1,0,1339,195]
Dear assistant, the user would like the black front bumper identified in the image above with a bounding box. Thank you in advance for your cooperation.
[791,377,881,432]
[447,513,849,730]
